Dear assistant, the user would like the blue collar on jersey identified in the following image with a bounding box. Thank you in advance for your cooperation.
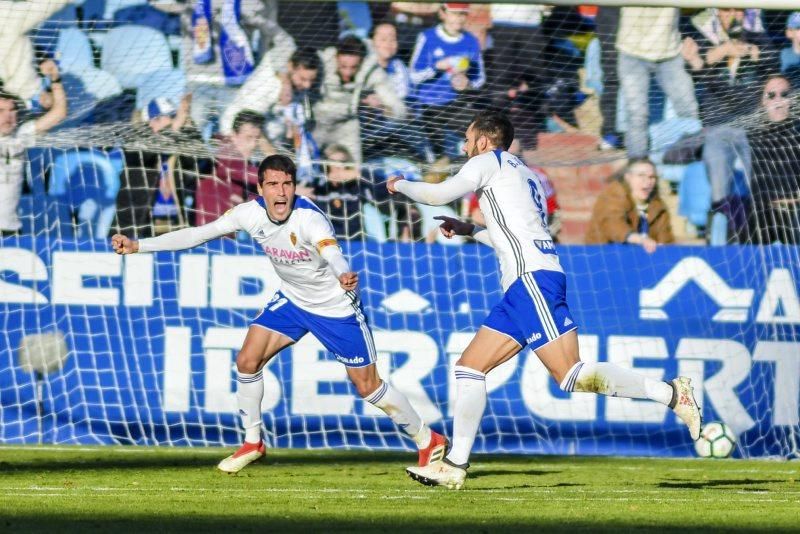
[256,196,295,226]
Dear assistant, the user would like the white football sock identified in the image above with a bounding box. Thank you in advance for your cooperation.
[446,365,487,466]
[236,369,264,443]
[560,361,674,406]
[364,381,430,448]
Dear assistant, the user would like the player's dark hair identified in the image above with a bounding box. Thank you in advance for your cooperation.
[336,35,367,59]
[469,111,515,151]
[290,47,322,72]
[232,109,265,133]
[258,154,297,185]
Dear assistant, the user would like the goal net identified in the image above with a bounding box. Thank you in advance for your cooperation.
[0,0,798,458]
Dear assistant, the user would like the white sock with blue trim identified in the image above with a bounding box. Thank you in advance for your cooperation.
[237,369,264,443]
[364,381,430,448]
[559,361,673,406]
[446,365,487,466]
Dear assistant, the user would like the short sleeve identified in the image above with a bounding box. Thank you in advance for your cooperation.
[453,151,500,190]
[17,121,36,148]
[302,209,338,253]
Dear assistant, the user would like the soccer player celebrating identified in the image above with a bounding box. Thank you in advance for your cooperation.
[112,155,447,473]
[388,112,701,489]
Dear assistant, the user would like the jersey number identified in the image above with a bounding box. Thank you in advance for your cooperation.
[527,178,549,231]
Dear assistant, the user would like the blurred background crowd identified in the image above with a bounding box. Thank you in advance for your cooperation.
[1,1,799,249]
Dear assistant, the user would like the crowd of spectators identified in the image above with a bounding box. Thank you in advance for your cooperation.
[1,2,799,246]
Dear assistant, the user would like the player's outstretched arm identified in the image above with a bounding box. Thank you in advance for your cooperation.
[112,218,238,254]
[387,174,475,206]
[433,215,494,247]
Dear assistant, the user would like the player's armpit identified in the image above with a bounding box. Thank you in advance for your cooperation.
[316,238,339,253]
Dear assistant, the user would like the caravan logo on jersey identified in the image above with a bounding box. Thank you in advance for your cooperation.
[263,246,312,265]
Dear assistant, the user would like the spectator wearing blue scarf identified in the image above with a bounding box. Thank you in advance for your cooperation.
[179,0,296,139]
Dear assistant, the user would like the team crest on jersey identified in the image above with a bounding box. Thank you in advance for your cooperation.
[290,232,297,247]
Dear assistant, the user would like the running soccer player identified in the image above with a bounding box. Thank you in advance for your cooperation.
[112,155,447,473]
[388,111,701,489]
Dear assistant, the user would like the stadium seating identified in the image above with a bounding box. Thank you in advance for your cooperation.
[135,68,185,111]
[56,28,94,73]
[677,161,712,230]
[48,149,124,239]
[100,25,173,89]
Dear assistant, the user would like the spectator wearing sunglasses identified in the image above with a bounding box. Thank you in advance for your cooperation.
[681,8,778,242]
[746,75,800,244]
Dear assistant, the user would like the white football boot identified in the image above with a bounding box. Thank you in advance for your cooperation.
[670,377,702,441]
[406,459,468,490]
[217,441,265,474]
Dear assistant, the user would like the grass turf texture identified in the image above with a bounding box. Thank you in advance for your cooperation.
[0,446,797,532]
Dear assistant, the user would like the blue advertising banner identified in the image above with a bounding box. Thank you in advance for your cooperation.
[1,238,798,457]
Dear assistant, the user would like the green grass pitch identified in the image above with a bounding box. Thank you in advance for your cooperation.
[0,446,797,532]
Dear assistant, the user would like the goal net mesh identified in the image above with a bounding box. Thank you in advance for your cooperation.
[0,0,798,458]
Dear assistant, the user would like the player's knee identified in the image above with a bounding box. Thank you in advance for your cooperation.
[353,375,381,398]
[235,350,262,374]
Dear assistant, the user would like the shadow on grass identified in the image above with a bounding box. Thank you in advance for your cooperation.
[469,468,562,479]
[0,450,597,474]
[0,514,793,533]
[0,451,425,473]
[657,479,782,490]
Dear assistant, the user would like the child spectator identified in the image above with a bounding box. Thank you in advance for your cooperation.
[410,3,485,158]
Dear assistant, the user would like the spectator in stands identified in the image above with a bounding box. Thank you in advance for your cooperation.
[616,7,698,157]
[585,158,674,252]
[410,3,485,159]
[781,12,800,83]
[372,22,411,101]
[746,75,800,244]
[681,8,774,239]
[312,144,366,239]
[0,0,71,105]
[0,60,67,236]
[219,47,321,137]
[178,0,295,139]
[195,110,270,226]
[365,22,432,163]
[387,2,441,61]
[116,96,208,237]
[221,47,322,185]
[313,36,405,163]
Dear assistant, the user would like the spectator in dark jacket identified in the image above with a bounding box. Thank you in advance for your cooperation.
[746,75,800,244]
[682,8,777,228]
[116,95,210,237]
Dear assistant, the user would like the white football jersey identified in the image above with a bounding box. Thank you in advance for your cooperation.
[215,196,353,317]
[459,150,563,290]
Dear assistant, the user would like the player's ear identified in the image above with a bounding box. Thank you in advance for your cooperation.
[257,182,263,196]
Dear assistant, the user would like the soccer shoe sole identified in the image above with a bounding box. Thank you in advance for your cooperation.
[217,449,265,474]
[406,466,465,490]
[672,377,702,441]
